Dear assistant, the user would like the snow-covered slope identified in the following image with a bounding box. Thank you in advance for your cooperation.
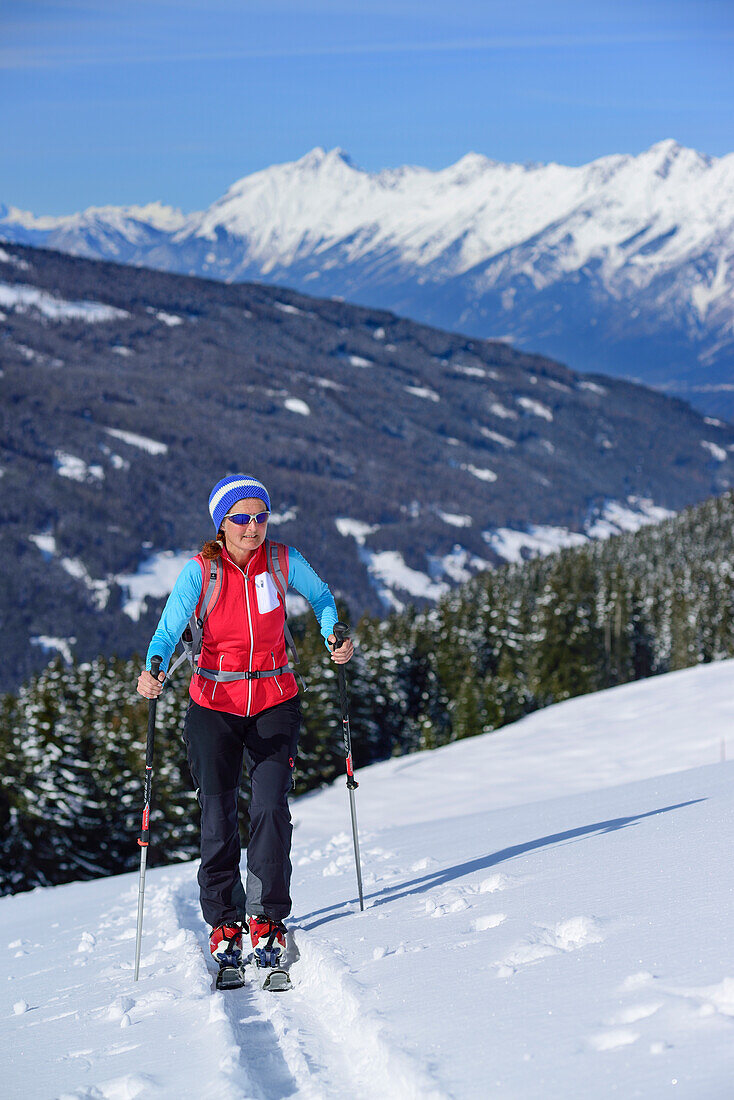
[3,661,734,1098]
[3,142,733,409]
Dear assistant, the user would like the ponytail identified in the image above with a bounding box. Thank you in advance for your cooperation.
[201,533,224,560]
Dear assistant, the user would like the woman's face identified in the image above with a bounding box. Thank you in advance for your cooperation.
[221,496,269,555]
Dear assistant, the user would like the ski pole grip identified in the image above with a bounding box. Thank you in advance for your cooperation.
[333,621,350,650]
[146,656,162,767]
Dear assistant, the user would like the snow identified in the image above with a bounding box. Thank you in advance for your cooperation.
[116,550,195,620]
[104,428,169,456]
[155,311,183,327]
[586,498,676,539]
[487,499,675,562]
[28,533,57,558]
[517,396,554,421]
[284,398,310,416]
[437,511,472,528]
[0,283,129,323]
[59,557,110,610]
[462,463,498,482]
[4,661,734,1097]
[480,426,515,448]
[334,517,380,545]
[0,247,31,270]
[578,379,608,396]
[30,636,76,662]
[430,545,491,584]
[404,385,440,402]
[4,142,733,330]
[452,364,489,378]
[347,354,373,367]
[486,524,588,562]
[701,440,727,462]
[54,451,104,482]
[269,508,298,525]
[488,401,518,420]
[362,549,449,607]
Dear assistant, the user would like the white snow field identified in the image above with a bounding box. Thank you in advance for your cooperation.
[3,660,734,1099]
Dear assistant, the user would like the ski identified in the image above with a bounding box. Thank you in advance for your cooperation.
[260,966,292,992]
[242,950,293,992]
[215,962,246,990]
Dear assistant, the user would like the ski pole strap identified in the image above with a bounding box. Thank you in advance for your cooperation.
[195,665,292,682]
[166,649,189,679]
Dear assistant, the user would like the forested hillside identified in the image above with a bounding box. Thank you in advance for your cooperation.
[3,242,734,693]
[3,489,733,896]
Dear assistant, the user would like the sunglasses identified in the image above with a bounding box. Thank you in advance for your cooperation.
[223,511,271,526]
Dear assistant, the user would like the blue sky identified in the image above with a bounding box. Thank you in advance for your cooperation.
[2,0,732,214]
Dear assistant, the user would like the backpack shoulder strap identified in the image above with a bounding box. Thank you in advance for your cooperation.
[167,554,223,679]
[264,539,300,667]
[195,553,223,626]
[265,539,289,607]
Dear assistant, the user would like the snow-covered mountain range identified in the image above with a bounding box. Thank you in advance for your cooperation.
[3,659,734,1097]
[2,141,733,414]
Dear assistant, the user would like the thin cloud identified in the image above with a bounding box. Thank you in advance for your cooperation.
[1,29,732,70]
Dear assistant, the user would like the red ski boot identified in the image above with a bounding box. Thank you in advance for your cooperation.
[249,916,286,968]
[210,923,245,990]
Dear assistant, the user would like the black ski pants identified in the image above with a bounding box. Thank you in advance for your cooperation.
[182,696,300,928]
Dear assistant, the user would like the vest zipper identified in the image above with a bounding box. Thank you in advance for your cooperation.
[223,554,256,716]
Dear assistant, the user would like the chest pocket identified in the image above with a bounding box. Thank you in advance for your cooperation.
[254,571,280,614]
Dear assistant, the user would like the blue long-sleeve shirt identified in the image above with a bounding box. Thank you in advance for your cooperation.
[146,547,338,672]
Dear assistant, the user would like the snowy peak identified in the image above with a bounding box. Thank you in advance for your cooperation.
[2,139,733,413]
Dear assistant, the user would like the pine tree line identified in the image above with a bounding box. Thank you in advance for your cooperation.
[3,489,734,896]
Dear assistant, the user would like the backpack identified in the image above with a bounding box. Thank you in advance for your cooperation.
[166,539,301,681]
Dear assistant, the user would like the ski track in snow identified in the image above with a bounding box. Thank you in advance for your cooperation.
[169,863,448,1100]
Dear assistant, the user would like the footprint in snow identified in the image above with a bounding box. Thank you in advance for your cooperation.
[479,874,511,894]
[666,975,734,1019]
[107,995,134,1022]
[589,1029,640,1051]
[322,856,353,877]
[608,1002,663,1026]
[496,916,604,977]
[372,942,414,959]
[425,896,470,918]
[619,971,656,992]
[410,856,438,872]
[57,1072,156,1099]
[473,914,506,932]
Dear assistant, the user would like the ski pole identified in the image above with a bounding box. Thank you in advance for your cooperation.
[134,654,162,981]
[332,622,364,912]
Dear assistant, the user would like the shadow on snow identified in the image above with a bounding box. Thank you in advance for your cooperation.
[297,799,705,931]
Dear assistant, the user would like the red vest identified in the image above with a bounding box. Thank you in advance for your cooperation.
[189,544,298,717]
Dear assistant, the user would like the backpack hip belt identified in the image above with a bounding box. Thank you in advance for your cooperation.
[195,664,292,682]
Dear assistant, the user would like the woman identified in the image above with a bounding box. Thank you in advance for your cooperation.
[136,473,353,976]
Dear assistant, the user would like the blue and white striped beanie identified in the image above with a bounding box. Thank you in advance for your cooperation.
[209,474,271,531]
